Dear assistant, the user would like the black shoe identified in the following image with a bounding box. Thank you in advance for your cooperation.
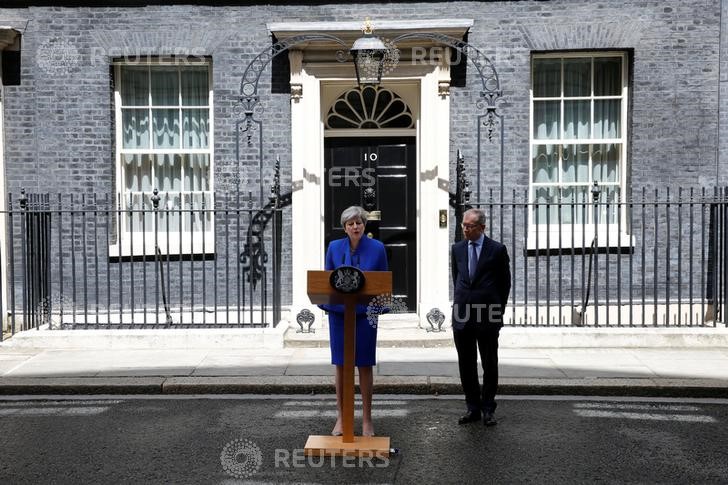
[458,410,481,425]
[483,411,498,426]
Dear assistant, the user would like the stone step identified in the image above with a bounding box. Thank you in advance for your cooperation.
[284,324,728,349]
[284,325,453,348]
[372,314,423,329]
[284,312,451,348]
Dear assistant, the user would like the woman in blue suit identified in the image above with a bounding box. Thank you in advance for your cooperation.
[324,206,388,437]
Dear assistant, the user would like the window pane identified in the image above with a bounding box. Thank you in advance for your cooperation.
[533,101,560,140]
[123,154,152,192]
[152,109,180,148]
[182,109,209,148]
[595,186,620,224]
[592,143,620,183]
[563,58,590,97]
[151,68,179,106]
[532,58,560,97]
[125,192,153,234]
[158,192,181,232]
[594,99,621,138]
[154,154,182,192]
[181,68,209,106]
[345,90,365,118]
[122,109,149,149]
[532,145,558,183]
[529,54,626,228]
[120,66,148,106]
[564,100,590,139]
[183,154,210,191]
[594,57,622,96]
[374,89,393,114]
[533,187,558,224]
[561,186,588,224]
[562,144,589,183]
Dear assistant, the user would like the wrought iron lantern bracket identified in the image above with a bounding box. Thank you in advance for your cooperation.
[238,33,350,117]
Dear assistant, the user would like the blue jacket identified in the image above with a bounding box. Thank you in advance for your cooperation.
[320,236,388,315]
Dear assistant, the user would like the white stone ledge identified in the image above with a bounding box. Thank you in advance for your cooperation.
[1,323,288,350]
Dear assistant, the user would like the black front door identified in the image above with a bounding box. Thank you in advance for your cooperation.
[324,137,416,311]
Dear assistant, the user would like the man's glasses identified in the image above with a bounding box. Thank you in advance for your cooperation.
[461,223,482,230]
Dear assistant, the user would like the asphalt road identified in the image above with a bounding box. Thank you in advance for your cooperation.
[0,395,726,484]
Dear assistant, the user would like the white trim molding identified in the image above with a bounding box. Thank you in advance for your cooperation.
[289,56,452,327]
[268,19,473,41]
[525,227,635,252]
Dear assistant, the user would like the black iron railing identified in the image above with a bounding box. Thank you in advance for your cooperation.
[465,186,728,327]
[0,185,726,337]
[0,189,285,337]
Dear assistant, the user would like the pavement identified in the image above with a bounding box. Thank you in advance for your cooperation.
[2,321,728,397]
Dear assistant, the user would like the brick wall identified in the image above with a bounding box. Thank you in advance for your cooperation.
[0,1,723,316]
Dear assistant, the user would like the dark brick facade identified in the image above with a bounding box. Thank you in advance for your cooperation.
[1,1,722,194]
[0,1,724,321]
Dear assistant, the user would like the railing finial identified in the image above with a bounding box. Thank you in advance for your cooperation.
[591,180,601,203]
[19,188,27,210]
[151,188,160,210]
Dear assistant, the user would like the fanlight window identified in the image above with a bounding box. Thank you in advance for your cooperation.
[326,86,414,129]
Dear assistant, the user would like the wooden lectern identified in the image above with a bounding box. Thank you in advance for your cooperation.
[304,269,392,457]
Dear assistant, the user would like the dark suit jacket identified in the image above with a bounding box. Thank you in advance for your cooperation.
[451,236,511,330]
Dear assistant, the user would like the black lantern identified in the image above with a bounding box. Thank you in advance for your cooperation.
[350,19,387,87]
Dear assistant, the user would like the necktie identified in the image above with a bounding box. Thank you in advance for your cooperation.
[469,242,478,280]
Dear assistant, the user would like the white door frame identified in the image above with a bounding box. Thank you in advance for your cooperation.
[0,54,7,333]
[289,56,452,327]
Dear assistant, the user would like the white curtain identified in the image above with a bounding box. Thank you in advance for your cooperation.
[120,65,211,235]
[595,100,620,139]
[531,56,622,225]
[120,66,148,106]
[183,109,209,148]
[155,154,181,192]
[123,154,152,192]
[594,58,621,139]
[533,101,559,139]
[594,57,621,96]
[533,187,559,224]
[532,144,557,183]
[562,144,589,184]
[592,143,619,184]
[564,100,590,139]
[182,67,208,106]
[183,154,209,192]
[122,109,149,149]
[532,58,560,97]
[563,58,590,96]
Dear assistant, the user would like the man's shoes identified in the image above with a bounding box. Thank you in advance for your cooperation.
[483,411,498,427]
[458,410,481,425]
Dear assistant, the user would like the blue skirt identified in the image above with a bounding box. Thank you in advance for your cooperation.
[328,312,378,367]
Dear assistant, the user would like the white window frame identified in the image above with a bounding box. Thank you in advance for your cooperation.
[529,51,632,250]
[111,58,214,257]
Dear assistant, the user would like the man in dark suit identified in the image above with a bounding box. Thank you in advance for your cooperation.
[451,208,511,426]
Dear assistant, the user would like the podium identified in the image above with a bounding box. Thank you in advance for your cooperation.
[304,269,392,457]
